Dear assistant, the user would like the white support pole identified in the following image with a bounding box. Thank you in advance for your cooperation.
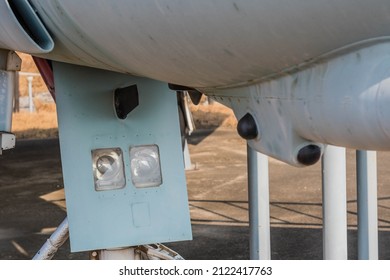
[356,150,378,260]
[183,139,194,170]
[321,145,348,260]
[247,145,271,260]
[27,76,34,113]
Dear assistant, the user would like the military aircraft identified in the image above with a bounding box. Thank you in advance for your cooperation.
[1,0,390,259]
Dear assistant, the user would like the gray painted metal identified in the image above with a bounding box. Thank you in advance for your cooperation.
[208,42,390,165]
[33,217,69,260]
[0,50,19,133]
[98,248,140,260]
[247,145,271,260]
[357,150,379,260]
[183,139,194,171]
[0,0,384,88]
[27,76,34,113]
[321,146,348,260]
[0,70,13,132]
[0,0,53,53]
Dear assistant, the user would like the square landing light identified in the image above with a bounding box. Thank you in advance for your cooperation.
[130,145,162,188]
[92,148,126,191]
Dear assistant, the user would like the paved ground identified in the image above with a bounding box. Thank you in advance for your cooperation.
[1,128,390,260]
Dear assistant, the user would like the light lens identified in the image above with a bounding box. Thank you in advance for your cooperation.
[92,148,125,191]
[130,145,162,188]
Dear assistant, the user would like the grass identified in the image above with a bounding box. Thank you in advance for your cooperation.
[190,101,237,129]
[11,101,236,140]
[12,111,58,139]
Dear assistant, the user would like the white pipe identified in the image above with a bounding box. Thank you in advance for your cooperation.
[321,145,348,260]
[33,217,69,260]
[357,150,378,260]
[247,145,271,260]
[27,76,34,113]
[183,139,194,170]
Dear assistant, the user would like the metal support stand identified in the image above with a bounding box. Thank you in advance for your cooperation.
[247,145,271,260]
[33,217,69,260]
[356,150,378,260]
[184,139,194,170]
[321,145,348,260]
[27,76,34,113]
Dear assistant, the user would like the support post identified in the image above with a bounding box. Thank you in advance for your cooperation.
[247,145,271,260]
[321,145,348,259]
[33,217,69,260]
[13,71,19,112]
[183,139,194,170]
[356,150,378,260]
[27,76,34,113]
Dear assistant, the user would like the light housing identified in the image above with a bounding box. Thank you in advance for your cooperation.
[130,145,162,188]
[91,148,125,191]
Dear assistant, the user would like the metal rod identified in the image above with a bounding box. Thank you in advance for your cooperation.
[183,139,194,170]
[33,217,69,260]
[247,145,271,260]
[321,145,348,260]
[356,150,378,260]
[27,76,34,113]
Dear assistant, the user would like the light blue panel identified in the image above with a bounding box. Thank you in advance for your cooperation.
[54,62,192,252]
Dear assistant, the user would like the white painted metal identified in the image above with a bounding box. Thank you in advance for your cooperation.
[247,145,271,260]
[27,76,34,113]
[208,42,390,165]
[0,0,54,53]
[356,150,379,260]
[183,139,194,171]
[321,145,348,260]
[0,0,381,88]
[1,1,390,161]
[99,248,140,260]
[19,72,41,77]
[33,217,69,260]
[183,92,195,135]
[0,132,15,154]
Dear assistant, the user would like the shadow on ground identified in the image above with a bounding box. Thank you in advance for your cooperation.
[168,225,390,260]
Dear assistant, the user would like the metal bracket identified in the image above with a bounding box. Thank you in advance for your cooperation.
[1,50,21,149]
[0,132,15,154]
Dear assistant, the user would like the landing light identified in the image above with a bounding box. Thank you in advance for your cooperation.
[130,145,162,188]
[92,148,125,191]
